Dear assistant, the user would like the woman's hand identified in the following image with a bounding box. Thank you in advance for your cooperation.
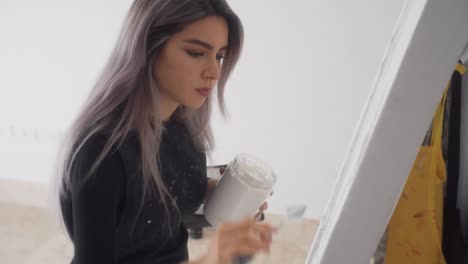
[254,191,273,221]
[206,164,274,222]
[199,218,277,264]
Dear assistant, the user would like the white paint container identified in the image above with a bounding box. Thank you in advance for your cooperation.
[203,153,277,227]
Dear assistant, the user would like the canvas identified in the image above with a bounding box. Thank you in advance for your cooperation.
[305,0,468,263]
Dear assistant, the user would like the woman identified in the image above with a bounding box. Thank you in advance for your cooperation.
[55,0,275,263]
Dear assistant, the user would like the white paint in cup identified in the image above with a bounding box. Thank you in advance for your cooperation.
[203,153,277,227]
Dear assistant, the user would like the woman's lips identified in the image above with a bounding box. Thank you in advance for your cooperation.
[195,88,212,97]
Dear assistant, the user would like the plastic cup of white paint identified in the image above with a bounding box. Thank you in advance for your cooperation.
[203,153,277,227]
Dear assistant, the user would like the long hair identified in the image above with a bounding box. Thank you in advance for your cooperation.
[51,0,243,234]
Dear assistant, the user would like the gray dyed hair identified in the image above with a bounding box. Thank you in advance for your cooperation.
[52,0,243,235]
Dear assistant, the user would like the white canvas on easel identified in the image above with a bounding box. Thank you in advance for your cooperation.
[305,0,468,263]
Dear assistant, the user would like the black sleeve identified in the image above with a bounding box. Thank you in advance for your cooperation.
[70,135,125,264]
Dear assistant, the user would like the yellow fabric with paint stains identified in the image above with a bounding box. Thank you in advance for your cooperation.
[384,84,449,264]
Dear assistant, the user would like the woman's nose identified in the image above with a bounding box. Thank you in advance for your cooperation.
[203,59,221,81]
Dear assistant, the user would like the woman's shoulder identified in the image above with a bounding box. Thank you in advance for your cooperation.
[80,129,139,154]
[71,130,138,179]
[66,132,125,194]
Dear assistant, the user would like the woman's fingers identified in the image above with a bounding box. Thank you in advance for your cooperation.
[209,218,277,263]
[253,211,263,221]
[252,201,268,221]
[220,218,275,248]
[249,220,276,240]
[238,221,273,252]
[242,228,270,252]
[220,217,255,233]
[219,164,228,175]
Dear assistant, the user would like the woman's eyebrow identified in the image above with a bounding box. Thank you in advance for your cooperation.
[183,39,228,51]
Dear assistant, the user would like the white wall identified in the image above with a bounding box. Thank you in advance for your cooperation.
[210,0,405,219]
[0,0,404,219]
[0,0,132,182]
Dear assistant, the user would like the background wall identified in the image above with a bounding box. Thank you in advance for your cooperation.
[0,0,405,219]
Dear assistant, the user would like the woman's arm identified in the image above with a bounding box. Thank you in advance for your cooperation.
[70,136,124,264]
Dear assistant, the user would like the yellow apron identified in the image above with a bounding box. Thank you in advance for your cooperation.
[385,85,449,264]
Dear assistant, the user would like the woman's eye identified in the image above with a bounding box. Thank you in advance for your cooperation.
[186,50,225,62]
[186,50,203,57]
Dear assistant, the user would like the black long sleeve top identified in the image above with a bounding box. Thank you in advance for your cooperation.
[60,117,208,264]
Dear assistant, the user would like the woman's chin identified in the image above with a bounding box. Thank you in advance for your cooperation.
[185,99,207,109]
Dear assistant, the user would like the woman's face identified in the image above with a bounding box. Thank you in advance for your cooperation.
[152,16,229,114]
